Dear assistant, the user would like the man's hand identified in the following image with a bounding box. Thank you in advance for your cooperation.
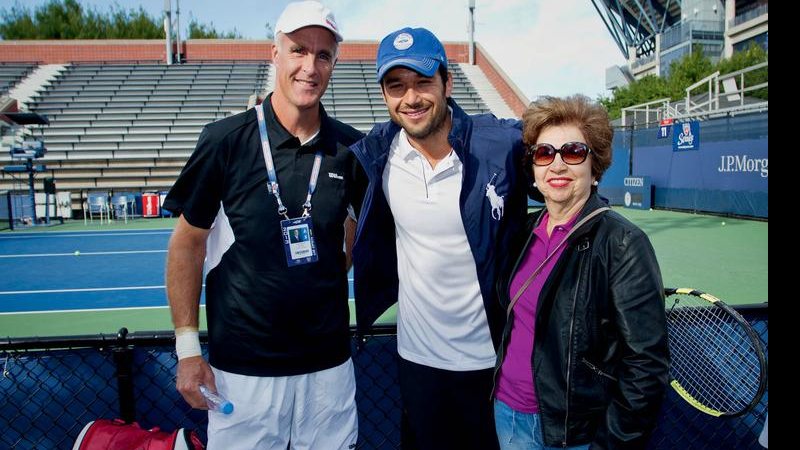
[176,356,217,409]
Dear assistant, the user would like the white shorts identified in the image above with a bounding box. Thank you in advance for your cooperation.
[207,358,358,450]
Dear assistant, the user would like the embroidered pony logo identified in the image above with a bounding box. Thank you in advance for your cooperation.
[486,173,504,221]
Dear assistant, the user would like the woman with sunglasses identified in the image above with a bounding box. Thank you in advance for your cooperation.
[493,95,670,450]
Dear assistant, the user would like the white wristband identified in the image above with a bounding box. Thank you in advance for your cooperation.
[175,328,202,360]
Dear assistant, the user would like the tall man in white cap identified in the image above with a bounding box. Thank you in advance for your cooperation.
[164,1,365,448]
[351,27,528,450]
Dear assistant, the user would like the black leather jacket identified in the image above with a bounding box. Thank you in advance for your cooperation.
[494,194,670,449]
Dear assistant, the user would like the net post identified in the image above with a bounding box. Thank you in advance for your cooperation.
[113,327,136,423]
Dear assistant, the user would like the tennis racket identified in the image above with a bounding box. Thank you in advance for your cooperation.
[664,287,767,417]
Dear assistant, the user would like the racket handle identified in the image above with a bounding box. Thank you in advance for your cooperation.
[199,384,234,414]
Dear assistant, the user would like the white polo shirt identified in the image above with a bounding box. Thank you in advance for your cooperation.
[382,129,496,371]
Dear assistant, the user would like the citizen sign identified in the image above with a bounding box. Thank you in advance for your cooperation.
[624,177,645,187]
[718,155,768,178]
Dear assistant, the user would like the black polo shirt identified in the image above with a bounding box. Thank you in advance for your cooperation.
[164,94,366,376]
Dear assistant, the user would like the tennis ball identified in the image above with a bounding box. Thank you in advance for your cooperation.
[721,221,726,226]
[74,250,80,256]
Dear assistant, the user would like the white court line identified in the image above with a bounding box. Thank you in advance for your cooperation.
[0,305,177,315]
[0,279,354,296]
[0,228,174,235]
[0,249,167,258]
[0,285,166,295]
[0,280,356,315]
[0,299,356,316]
[0,231,173,240]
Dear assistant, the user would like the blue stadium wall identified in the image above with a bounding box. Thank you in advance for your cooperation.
[599,112,768,218]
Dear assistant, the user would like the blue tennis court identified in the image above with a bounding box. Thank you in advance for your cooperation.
[0,207,765,337]
[0,228,356,314]
[0,229,173,313]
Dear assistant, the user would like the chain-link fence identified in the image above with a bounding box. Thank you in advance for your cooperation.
[1,309,767,450]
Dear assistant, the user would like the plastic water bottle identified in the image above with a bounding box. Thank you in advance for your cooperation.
[198,384,234,414]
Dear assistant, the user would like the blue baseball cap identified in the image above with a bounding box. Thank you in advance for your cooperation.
[376,27,448,82]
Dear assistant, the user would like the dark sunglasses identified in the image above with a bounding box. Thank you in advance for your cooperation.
[526,142,592,166]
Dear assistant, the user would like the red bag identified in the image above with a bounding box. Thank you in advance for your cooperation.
[72,418,204,450]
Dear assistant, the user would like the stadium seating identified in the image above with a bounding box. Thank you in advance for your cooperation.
[0,63,37,94]
[13,62,269,211]
[4,60,492,215]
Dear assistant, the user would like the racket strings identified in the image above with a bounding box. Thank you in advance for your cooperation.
[666,294,762,414]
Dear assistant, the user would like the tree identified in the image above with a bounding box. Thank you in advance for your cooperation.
[187,14,242,39]
[0,3,36,39]
[0,0,240,40]
[665,46,715,99]
[0,0,163,39]
[599,75,670,120]
[107,6,164,39]
[600,44,768,119]
[716,43,768,100]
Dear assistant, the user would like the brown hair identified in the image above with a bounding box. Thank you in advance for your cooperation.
[522,94,613,181]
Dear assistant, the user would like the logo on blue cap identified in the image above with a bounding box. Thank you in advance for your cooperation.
[393,33,414,50]
[376,27,447,82]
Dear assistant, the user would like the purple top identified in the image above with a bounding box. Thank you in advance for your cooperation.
[495,211,578,413]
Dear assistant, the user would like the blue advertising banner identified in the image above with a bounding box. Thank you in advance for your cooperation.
[601,112,768,217]
[623,176,652,209]
[636,140,768,191]
[633,138,768,217]
[596,135,633,205]
[673,121,700,151]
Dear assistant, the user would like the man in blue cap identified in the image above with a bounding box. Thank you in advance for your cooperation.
[351,27,527,450]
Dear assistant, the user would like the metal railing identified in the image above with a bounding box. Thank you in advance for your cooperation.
[661,20,725,51]
[730,4,769,28]
[621,98,673,129]
[632,53,657,70]
[621,61,767,128]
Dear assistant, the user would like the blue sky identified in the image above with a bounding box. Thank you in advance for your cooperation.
[2,0,626,101]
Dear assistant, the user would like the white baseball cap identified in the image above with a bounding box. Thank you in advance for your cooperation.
[275,1,343,42]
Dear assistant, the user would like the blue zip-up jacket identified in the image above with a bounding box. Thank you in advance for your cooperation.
[350,99,528,349]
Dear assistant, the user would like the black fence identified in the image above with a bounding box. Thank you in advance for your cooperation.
[1,308,767,449]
